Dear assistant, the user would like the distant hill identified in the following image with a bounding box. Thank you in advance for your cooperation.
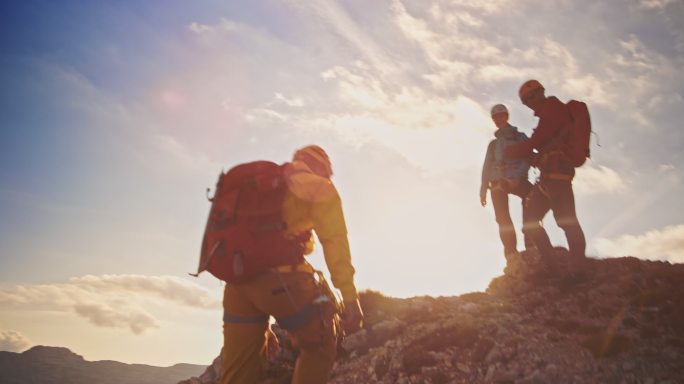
[0,345,205,384]
[180,250,684,384]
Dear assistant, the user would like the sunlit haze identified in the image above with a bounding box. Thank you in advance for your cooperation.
[1,0,683,367]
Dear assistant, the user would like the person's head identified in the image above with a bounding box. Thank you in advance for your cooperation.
[518,79,546,111]
[293,145,333,178]
[490,104,509,129]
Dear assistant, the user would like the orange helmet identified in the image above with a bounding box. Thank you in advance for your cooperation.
[294,145,333,178]
[518,79,544,101]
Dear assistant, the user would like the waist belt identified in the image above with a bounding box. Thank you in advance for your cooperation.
[271,262,315,274]
[490,177,523,191]
[223,262,318,328]
[222,304,316,330]
[545,172,573,181]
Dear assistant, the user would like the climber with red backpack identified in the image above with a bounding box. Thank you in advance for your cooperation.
[194,145,363,384]
[504,80,588,261]
[480,104,541,263]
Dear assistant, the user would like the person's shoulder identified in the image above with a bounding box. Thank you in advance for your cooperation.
[547,96,569,111]
[285,163,338,203]
[536,96,566,117]
[516,130,528,140]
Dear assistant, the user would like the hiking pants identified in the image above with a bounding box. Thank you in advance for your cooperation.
[221,270,337,384]
[490,179,534,256]
[522,178,586,259]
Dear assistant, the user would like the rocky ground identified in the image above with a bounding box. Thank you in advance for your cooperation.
[180,249,684,384]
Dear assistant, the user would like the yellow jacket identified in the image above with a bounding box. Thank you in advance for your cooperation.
[282,160,358,301]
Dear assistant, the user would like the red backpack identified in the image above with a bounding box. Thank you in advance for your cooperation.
[194,161,310,283]
[564,100,592,167]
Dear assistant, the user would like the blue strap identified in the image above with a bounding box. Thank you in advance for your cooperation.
[222,304,317,330]
[275,303,316,330]
[223,312,269,324]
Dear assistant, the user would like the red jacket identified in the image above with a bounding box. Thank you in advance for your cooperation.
[503,96,574,177]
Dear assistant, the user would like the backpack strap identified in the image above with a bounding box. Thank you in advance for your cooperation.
[223,312,269,324]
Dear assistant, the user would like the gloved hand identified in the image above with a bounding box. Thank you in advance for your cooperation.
[341,298,364,335]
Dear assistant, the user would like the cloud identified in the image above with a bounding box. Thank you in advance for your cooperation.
[68,274,219,309]
[0,330,32,352]
[189,22,212,33]
[285,0,398,74]
[429,0,514,14]
[574,165,627,196]
[73,304,158,334]
[321,63,475,129]
[273,82,491,172]
[607,34,683,128]
[327,105,488,172]
[638,0,676,9]
[390,1,681,130]
[0,275,220,334]
[595,224,684,263]
[274,93,305,107]
[152,134,221,174]
[184,0,681,180]
[476,64,526,83]
[245,108,288,123]
[393,1,478,90]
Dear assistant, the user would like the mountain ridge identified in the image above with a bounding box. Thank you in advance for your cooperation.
[0,345,206,384]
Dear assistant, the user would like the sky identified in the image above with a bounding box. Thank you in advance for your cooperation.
[1,0,683,367]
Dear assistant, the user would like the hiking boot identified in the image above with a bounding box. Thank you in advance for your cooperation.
[504,251,519,263]
[520,247,542,265]
[503,251,523,277]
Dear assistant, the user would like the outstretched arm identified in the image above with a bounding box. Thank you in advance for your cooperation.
[311,189,364,333]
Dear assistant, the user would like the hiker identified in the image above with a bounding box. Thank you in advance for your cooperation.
[215,145,364,384]
[480,104,536,262]
[504,80,586,261]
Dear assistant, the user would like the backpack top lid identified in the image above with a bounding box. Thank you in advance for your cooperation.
[216,161,283,194]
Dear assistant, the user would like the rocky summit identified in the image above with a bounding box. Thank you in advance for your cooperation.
[180,249,684,384]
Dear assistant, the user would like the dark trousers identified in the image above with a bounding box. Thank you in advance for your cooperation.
[490,179,534,255]
[522,178,586,259]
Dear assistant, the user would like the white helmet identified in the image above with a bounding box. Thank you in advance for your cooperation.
[490,104,508,116]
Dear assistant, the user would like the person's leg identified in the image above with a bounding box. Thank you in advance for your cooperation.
[547,180,586,259]
[491,187,517,257]
[246,271,337,384]
[221,284,269,384]
[510,180,537,251]
[288,300,338,384]
[522,182,554,258]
